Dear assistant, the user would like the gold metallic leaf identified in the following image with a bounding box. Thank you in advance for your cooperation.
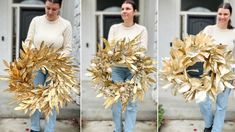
[87,34,156,112]
[160,33,235,102]
[3,42,80,120]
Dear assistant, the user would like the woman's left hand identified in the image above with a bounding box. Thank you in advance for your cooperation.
[232,80,235,87]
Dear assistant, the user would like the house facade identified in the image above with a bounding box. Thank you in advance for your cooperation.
[0,0,80,118]
[81,0,157,80]
[0,0,80,75]
[159,0,235,68]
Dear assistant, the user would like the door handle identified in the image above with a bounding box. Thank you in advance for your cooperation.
[1,36,4,41]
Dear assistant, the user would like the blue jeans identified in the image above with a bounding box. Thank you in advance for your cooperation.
[31,70,57,132]
[199,88,231,132]
[111,67,137,132]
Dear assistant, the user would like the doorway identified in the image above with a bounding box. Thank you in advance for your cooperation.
[187,15,216,35]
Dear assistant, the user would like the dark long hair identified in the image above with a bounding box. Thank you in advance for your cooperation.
[122,0,138,23]
[218,3,233,29]
[45,0,63,7]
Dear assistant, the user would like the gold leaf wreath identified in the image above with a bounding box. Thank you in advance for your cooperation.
[160,33,235,103]
[87,35,156,112]
[3,42,79,119]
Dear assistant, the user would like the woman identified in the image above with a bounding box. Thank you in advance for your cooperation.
[25,0,72,132]
[108,0,148,132]
[199,3,235,132]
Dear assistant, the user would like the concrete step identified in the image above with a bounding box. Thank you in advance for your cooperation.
[0,118,79,132]
[81,121,156,132]
[82,81,156,121]
[0,81,80,119]
[159,87,235,120]
[160,120,235,132]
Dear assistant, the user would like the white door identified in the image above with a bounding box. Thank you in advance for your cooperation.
[81,0,96,80]
[0,0,11,75]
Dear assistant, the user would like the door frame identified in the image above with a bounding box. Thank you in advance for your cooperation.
[180,11,216,38]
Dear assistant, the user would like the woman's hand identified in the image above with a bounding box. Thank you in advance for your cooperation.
[232,80,235,87]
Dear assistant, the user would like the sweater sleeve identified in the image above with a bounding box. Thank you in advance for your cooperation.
[141,27,148,49]
[108,25,115,42]
[61,22,72,56]
[202,25,212,35]
[24,17,36,48]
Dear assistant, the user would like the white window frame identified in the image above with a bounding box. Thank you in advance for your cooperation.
[180,11,217,37]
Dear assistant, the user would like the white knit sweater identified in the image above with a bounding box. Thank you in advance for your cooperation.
[25,15,72,56]
[108,23,148,49]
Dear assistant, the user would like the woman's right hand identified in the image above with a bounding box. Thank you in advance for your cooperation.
[232,80,235,87]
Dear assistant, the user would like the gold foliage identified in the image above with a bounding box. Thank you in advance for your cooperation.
[3,42,79,119]
[160,33,235,102]
[87,35,156,112]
